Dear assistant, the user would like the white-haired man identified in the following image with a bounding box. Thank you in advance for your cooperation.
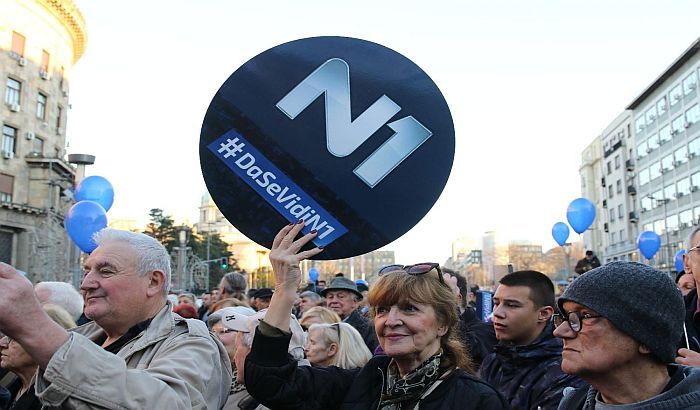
[0,229,231,409]
[34,281,84,322]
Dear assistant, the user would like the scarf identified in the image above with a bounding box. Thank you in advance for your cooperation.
[379,350,445,410]
[231,369,246,395]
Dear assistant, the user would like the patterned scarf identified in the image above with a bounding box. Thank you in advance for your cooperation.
[379,350,445,410]
[231,369,246,395]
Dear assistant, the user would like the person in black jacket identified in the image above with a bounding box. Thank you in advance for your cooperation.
[574,251,601,275]
[244,223,507,409]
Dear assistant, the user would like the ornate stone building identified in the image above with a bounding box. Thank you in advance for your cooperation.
[0,0,87,282]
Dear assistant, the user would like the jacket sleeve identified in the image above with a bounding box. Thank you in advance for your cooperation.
[245,327,357,409]
[34,329,229,410]
[531,367,587,410]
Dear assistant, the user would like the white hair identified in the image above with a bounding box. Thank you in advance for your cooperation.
[35,281,84,321]
[308,322,372,369]
[93,229,171,296]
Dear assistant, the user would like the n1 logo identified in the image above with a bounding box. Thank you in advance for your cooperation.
[276,58,432,188]
[200,36,454,260]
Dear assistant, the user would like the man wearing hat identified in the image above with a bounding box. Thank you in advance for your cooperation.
[321,277,379,352]
[574,250,600,275]
[555,262,700,408]
[252,288,274,311]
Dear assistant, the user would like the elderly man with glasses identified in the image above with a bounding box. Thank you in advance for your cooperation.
[554,261,700,408]
[677,226,700,368]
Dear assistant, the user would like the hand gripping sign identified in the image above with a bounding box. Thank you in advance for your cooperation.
[200,36,454,260]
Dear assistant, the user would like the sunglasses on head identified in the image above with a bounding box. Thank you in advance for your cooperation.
[378,262,445,284]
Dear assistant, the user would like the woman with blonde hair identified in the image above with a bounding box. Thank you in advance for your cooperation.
[305,322,371,369]
[300,306,340,330]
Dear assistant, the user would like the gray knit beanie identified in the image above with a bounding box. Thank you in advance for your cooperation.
[557,261,684,363]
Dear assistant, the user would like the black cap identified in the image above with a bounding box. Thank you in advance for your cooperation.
[254,288,274,299]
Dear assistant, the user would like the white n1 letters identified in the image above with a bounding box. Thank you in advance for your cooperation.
[276,58,432,188]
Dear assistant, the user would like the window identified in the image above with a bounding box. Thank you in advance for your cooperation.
[646,106,657,125]
[611,232,617,243]
[619,229,625,242]
[672,115,684,136]
[637,140,649,158]
[649,161,661,181]
[684,72,697,95]
[11,32,25,57]
[648,133,659,151]
[635,117,646,133]
[41,50,50,72]
[670,84,683,106]
[661,154,674,172]
[56,106,62,131]
[681,209,693,226]
[0,174,13,203]
[664,183,676,201]
[643,223,653,232]
[36,93,46,120]
[678,177,691,195]
[608,184,614,198]
[667,214,679,231]
[657,96,667,117]
[675,146,688,165]
[690,137,700,158]
[2,125,16,155]
[609,209,616,222]
[653,219,665,234]
[614,155,620,169]
[618,204,624,218]
[659,125,672,144]
[5,78,21,106]
[641,196,653,211]
[616,179,622,194]
[653,190,663,206]
[691,172,700,190]
[686,104,700,126]
[607,161,612,175]
[31,136,43,155]
[639,167,650,185]
[695,206,700,223]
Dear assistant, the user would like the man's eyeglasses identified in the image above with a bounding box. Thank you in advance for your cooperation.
[378,263,444,284]
[688,244,700,254]
[552,311,602,332]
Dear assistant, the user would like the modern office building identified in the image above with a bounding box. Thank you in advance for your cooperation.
[1,0,87,282]
[579,137,606,255]
[581,37,700,271]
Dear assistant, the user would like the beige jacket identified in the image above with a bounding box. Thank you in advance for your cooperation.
[34,302,232,409]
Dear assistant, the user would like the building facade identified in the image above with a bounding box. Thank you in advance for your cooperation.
[1,0,87,282]
[579,136,606,255]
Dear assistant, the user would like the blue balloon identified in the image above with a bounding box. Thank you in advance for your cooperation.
[309,267,319,282]
[551,222,570,246]
[566,198,596,234]
[75,176,114,212]
[66,200,108,253]
[675,249,687,273]
[637,231,661,260]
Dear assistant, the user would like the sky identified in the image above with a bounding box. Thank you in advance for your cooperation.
[67,0,700,264]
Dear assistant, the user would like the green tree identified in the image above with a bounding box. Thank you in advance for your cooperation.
[144,208,177,251]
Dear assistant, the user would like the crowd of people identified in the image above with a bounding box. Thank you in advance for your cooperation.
[1,223,700,409]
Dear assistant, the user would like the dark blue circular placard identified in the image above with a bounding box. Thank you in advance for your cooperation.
[200,36,454,260]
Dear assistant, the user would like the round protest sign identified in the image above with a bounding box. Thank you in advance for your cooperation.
[200,36,454,259]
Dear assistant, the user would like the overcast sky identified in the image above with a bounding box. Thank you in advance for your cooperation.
[67,0,700,263]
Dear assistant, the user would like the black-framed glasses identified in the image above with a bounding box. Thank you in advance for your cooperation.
[552,311,603,333]
[378,262,444,284]
[331,323,341,342]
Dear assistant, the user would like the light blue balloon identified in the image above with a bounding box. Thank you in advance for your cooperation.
[75,176,114,212]
[675,249,687,273]
[637,231,661,260]
[566,198,596,234]
[66,200,108,253]
[551,222,570,246]
[309,267,319,282]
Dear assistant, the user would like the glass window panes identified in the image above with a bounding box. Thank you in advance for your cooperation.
[36,93,46,120]
[667,214,679,230]
[672,115,684,135]
[690,137,700,158]
[646,106,657,124]
[5,78,21,105]
[615,155,620,169]
[610,209,616,222]
[608,184,614,198]
[619,229,625,242]
[32,136,43,155]
[657,96,667,116]
[611,232,617,243]
[691,171,700,189]
[664,183,676,200]
[616,179,622,193]
[618,204,624,218]
[650,161,661,181]
[661,154,674,171]
[648,133,660,151]
[641,196,652,211]
[675,146,688,165]
[11,32,25,56]
[654,219,665,233]
[684,72,698,95]
[686,104,700,125]
[695,206,700,223]
[637,140,649,158]
[635,117,645,133]
[659,126,672,144]
[671,84,683,106]
[681,209,693,225]
[2,125,16,155]
[678,177,691,195]
[640,167,650,185]
[653,190,663,206]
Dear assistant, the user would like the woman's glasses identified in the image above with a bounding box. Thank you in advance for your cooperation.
[331,323,341,342]
[378,262,445,284]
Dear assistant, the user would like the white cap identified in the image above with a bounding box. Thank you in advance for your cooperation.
[220,306,256,332]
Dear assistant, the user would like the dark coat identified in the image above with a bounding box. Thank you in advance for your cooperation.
[480,324,585,410]
[344,309,379,353]
[245,329,508,410]
[459,307,498,369]
[680,288,700,351]
[574,257,601,275]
